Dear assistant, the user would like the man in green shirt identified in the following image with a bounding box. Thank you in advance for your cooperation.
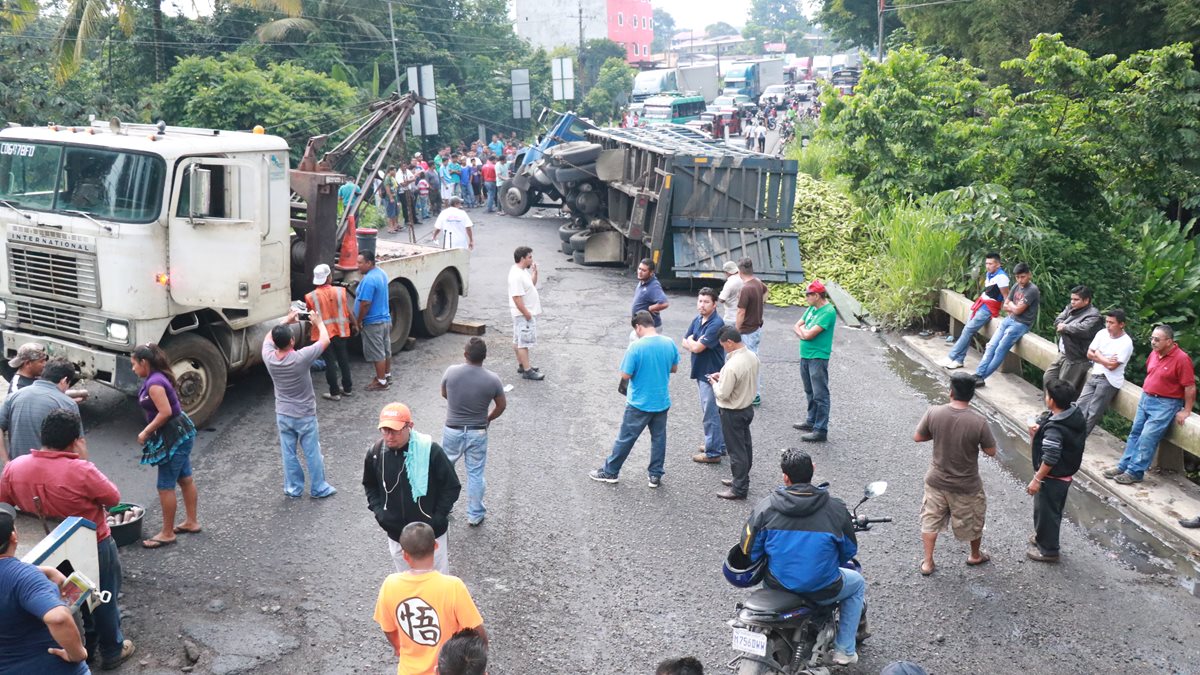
[792,280,836,442]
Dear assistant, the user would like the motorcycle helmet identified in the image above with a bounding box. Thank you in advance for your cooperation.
[722,543,766,588]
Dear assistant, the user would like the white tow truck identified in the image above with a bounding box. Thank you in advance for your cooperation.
[0,94,466,425]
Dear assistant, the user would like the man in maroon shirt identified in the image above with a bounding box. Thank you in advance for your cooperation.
[1103,324,1196,484]
[0,409,135,669]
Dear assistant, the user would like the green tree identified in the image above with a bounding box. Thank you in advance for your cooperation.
[579,38,626,92]
[743,0,811,51]
[652,8,676,52]
[582,57,634,123]
[1,0,37,32]
[151,53,357,160]
[816,0,897,50]
[706,21,739,38]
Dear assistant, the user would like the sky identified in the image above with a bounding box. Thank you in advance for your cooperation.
[653,0,818,34]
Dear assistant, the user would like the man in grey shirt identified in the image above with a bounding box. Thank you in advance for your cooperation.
[974,262,1040,386]
[264,308,335,498]
[0,359,81,465]
[440,337,506,526]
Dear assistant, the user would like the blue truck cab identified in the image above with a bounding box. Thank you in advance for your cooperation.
[722,63,760,99]
[514,111,595,171]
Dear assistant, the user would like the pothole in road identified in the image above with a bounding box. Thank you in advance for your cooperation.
[882,342,1200,594]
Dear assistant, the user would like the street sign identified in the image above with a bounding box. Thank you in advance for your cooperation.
[552,57,575,101]
[407,65,438,136]
[512,69,531,119]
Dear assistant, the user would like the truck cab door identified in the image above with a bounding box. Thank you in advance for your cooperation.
[167,158,262,308]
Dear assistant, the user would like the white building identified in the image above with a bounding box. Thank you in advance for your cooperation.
[514,0,654,63]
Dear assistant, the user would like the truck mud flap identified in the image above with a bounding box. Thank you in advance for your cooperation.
[671,229,804,283]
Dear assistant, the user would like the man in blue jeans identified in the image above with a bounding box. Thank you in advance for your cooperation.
[441,337,506,526]
[1103,324,1195,484]
[973,262,1039,387]
[683,288,726,464]
[264,307,336,499]
[943,253,1008,370]
[590,311,679,488]
[738,449,864,666]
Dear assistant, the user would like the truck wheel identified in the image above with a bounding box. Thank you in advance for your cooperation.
[500,181,531,217]
[552,165,593,183]
[163,333,227,428]
[561,240,574,255]
[569,230,590,253]
[558,223,585,242]
[389,283,414,351]
[413,269,459,338]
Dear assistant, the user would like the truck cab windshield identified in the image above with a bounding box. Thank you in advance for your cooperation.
[0,141,166,223]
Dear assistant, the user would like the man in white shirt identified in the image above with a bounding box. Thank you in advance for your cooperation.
[717,261,742,326]
[508,246,545,381]
[1075,308,1135,434]
[431,197,474,251]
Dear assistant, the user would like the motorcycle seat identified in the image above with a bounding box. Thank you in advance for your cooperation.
[742,587,816,614]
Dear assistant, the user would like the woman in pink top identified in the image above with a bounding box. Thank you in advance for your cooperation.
[132,344,201,548]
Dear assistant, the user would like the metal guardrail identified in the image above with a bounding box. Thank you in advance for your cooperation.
[939,289,1200,471]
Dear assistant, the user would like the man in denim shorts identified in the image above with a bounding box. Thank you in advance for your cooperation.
[508,246,545,381]
[356,251,393,391]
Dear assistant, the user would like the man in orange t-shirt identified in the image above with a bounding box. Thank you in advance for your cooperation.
[374,522,486,675]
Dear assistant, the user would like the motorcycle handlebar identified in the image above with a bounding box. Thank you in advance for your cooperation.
[865,517,893,523]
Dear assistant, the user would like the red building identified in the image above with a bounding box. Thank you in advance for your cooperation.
[608,0,653,63]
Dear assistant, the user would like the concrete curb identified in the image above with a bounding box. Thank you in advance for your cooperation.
[895,332,1200,556]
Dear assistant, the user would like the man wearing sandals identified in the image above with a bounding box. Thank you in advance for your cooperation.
[913,373,997,575]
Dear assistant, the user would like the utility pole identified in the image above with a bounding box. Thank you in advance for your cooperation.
[877,0,885,60]
[578,0,585,54]
[387,1,402,93]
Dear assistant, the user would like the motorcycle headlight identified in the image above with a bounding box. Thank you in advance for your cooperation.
[105,320,129,343]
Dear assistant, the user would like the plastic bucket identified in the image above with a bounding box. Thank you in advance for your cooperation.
[356,228,378,258]
[108,503,144,547]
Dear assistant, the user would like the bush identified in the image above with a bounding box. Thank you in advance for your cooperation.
[868,203,965,328]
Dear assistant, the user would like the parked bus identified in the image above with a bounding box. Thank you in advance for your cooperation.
[641,94,707,125]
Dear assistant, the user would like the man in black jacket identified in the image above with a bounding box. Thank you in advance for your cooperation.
[1026,379,1087,563]
[364,402,461,573]
[1043,285,1102,398]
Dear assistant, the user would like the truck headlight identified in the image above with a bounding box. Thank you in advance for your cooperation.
[105,320,129,342]
[0,300,6,318]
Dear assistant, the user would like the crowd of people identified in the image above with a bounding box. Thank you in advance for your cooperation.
[1,227,1197,674]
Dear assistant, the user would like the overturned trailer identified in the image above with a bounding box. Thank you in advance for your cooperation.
[533,116,803,282]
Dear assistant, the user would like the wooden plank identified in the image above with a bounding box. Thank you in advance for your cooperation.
[449,321,486,336]
[823,281,861,328]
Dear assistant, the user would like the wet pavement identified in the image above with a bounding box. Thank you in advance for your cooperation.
[28,210,1200,674]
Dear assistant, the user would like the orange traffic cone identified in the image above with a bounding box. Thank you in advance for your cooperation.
[335,214,358,270]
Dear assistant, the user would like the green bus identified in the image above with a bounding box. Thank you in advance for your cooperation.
[641,94,708,125]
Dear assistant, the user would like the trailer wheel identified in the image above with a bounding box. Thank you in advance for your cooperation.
[163,333,227,428]
[569,230,591,253]
[558,223,585,242]
[389,283,414,351]
[413,269,459,338]
[500,181,532,217]
[561,239,574,256]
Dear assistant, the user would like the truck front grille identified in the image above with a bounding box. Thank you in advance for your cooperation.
[14,300,107,341]
[8,247,101,307]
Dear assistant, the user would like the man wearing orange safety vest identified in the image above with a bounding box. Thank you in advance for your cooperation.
[305,264,357,401]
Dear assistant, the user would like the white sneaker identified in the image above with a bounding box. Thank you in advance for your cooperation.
[941,358,963,369]
[831,650,858,666]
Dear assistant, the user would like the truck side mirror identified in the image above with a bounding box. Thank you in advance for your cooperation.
[188,165,212,219]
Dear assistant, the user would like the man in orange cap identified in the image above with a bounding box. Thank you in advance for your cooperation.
[792,279,836,442]
[363,403,461,573]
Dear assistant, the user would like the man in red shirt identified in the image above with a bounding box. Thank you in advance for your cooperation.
[481,157,498,213]
[1103,324,1195,484]
[0,409,135,669]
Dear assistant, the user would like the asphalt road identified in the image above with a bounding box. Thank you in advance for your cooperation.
[63,210,1199,674]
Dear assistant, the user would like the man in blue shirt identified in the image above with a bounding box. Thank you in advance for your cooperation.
[631,258,670,330]
[356,251,393,391]
[682,288,727,463]
[0,502,90,674]
[337,180,361,213]
[590,311,679,488]
[488,134,505,159]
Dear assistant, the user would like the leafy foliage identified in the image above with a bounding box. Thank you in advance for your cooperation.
[743,0,812,52]
[651,8,675,53]
[582,58,635,124]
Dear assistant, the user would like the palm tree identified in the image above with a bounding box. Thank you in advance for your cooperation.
[51,0,304,83]
[1,0,39,33]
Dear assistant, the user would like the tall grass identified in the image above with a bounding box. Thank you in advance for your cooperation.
[868,203,966,328]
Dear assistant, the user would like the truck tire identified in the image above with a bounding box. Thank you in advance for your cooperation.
[558,223,585,242]
[561,240,574,255]
[552,165,593,183]
[413,269,459,338]
[569,230,590,253]
[500,181,532,217]
[548,141,602,164]
[389,283,414,351]
[163,333,227,428]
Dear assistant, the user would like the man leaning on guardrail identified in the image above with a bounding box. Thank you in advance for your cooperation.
[1102,325,1196,485]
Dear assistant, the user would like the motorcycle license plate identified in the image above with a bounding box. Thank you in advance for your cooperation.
[731,627,767,656]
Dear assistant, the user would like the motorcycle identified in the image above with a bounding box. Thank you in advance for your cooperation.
[766,116,778,131]
[727,481,891,675]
